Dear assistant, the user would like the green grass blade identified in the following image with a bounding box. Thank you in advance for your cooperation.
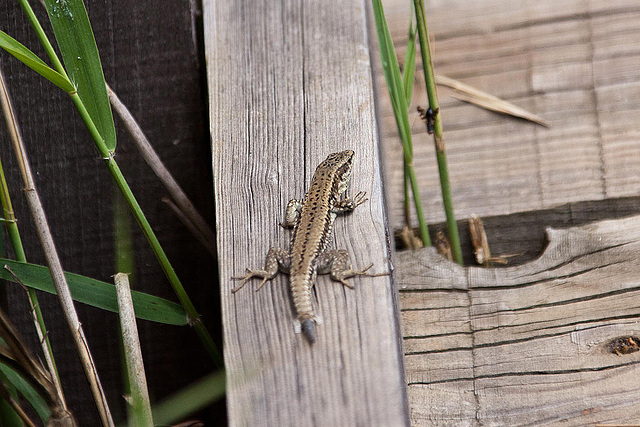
[413,0,462,263]
[402,21,417,106]
[0,259,187,325]
[42,0,116,151]
[151,371,225,426]
[0,401,23,427]
[0,31,74,93]
[371,0,431,246]
[401,21,416,230]
[371,0,411,150]
[0,363,50,423]
[0,363,28,426]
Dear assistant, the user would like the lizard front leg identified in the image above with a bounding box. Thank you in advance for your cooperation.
[281,199,303,228]
[332,191,367,214]
[316,249,387,289]
[232,247,291,292]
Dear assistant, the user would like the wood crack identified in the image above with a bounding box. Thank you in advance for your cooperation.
[475,275,639,313]
[471,257,631,291]
[408,358,640,386]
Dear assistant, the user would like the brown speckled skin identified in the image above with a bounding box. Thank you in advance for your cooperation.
[289,151,355,320]
[233,151,380,343]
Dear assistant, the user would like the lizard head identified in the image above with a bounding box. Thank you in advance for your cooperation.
[322,150,355,195]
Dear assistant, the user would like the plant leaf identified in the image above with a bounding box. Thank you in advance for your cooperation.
[151,371,226,426]
[0,259,187,325]
[0,362,50,423]
[0,31,75,93]
[42,0,116,151]
[371,0,413,157]
[402,20,417,105]
[436,75,550,127]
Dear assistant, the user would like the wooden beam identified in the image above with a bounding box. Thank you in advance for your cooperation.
[397,195,640,266]
[203,1,408,425]
[398,215,640,425]
[377,0,640,229]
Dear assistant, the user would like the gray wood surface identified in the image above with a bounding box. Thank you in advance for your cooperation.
[399,195,640,266]
[397,215,640,426]
[377,0,640,230]
[203,0,408,425]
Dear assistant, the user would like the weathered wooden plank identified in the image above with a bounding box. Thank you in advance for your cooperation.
[398,195,640,267]
[203,0,407,425]
[408,383,477,427]
[377,0,640,229]
[397,215,640,425]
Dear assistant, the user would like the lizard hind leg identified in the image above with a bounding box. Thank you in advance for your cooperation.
[317,249,388,289]
[231,247,290,292]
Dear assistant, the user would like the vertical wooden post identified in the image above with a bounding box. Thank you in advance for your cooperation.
[203,0,409,425]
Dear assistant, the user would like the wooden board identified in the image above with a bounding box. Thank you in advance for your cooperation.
[399,195,640,266]
[397,215,640,425]
[203,0,408,425]
[376,0,640,230]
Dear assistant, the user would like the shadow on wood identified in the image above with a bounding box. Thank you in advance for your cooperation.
[397,195,640,267]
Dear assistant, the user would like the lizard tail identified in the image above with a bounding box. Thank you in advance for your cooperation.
[301,319,316,344]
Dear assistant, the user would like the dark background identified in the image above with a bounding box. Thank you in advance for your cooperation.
[0,1,222,424]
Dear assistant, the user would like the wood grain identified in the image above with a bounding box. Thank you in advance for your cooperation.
[397,215,640,426]
[376,0,640,230]
[203,0,407,425]
[398,195,640,266]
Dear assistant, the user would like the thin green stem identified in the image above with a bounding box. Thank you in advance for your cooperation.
[16,0,69,79]
[405,160,431,246]
[393,109,430,245]
[372,0,431,246]
[402,20,417,108]
[16,0,221,365]
[402,164,410,226]
[0,151,62,395]
[113,188,134,276]
[413,0,462,264]
[412,0,439,135]
[68,93,222,367]
[151,371,225,426]
[402,19,418,233]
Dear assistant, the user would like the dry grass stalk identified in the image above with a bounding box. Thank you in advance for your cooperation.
[468,215,510,266]
[0,308,76,426]
[114,273,153,426]
[397,226,423,250]
[436,75,550,127]
[0,66,114,426]
[434,231,453,261]
[107,85,217,259]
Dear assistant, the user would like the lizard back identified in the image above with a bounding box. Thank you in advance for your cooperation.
[289,151,355,322]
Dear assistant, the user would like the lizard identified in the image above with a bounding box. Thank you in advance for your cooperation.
[232,150,386,344]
